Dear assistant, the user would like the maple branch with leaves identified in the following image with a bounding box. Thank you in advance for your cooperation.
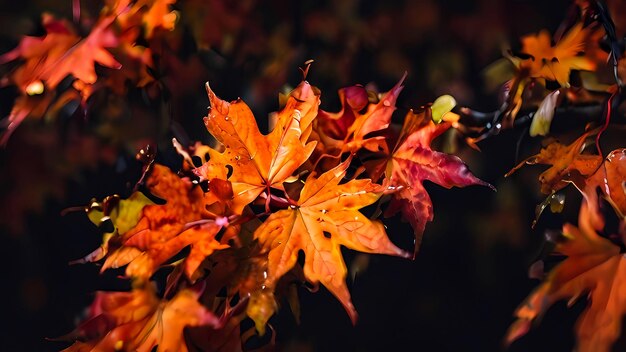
[457,91,625,132]
[453,0,625,151]
[2,0,626,351]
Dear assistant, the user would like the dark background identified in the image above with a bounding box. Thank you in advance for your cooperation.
[0,0,603,351]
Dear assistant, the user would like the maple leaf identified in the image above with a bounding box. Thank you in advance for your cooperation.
[253,159,409,326]
[314,73,406,154]
[197,81,318,213]
[364,108,492,254]
[519,23,595,87]
[141,0,178,37]
[110,0,178,38]
[0,14,121,140]
[506,130,602,194]
[507,204,626,352]
[190,246,272,335]
[0,14,120,93]
[99,164,229,279]
[179,240,300,337]
[62,284,220,352]
[572,149,626,230]
[0,94,52,145]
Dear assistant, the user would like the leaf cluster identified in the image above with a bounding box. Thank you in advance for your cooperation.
[64,72,490,350]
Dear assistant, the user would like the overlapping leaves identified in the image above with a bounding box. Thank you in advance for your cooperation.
[79,164,230,280]
[0,0,178,142]
[67,76,490,349]
[62,284,220,352]
[254,159,409,324]
[519,23,595,87]
[506,136,626,351]
[507,203,626,352]
[197,81,319,213]
[364,108,493,253]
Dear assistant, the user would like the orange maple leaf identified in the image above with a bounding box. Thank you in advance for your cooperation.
[111,0,178,38]
[365,108,492,253]
[506,130,602,194]
[573,149,626,231]
[62,284,220,352]
[253,159,409,326]
[519,23,595,86]
[101,164,229,279]
[507,204,626,352]
[197,81,319,213]
[0,15,121,140]
[0,14,120,93]
[141,0,178,37]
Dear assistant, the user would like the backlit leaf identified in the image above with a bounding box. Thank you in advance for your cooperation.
[197,81,318,213]
[62,284,220,352]
[365,108,493,253]
[314,74,406,154]
[573,149,626,230]
[97,165,230,279]
[507,204,626,352]
[507,130,602,194]
[519,23,595,87]
[529,89,561,137]
[253,159,408,328]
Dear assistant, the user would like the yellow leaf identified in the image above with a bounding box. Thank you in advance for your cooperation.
[431,94,456,123]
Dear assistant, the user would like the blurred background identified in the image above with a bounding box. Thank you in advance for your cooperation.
[0,0,607,350]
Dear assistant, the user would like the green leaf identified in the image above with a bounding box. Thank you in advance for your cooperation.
[87,192,154,235]
[431,95,456,123]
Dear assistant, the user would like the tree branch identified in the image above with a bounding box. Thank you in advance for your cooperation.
[457,90,625,139]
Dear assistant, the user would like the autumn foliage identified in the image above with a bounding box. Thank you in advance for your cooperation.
[2,0,626,351]
[57,70,492,349]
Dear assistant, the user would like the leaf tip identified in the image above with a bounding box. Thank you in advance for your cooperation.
[504,319,531,347]
[347,303,359,325]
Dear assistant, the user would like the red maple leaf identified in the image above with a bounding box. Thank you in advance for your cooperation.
[365,108,493,254]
